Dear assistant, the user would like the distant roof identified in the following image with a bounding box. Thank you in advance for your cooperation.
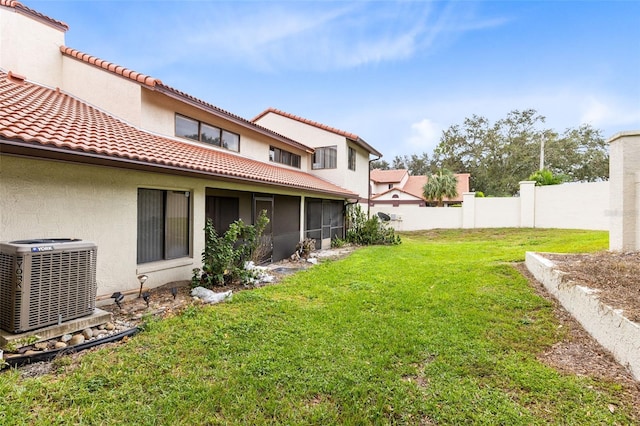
[0,71,357,198]
[253,108,383,157]
[370,169,409,184]
[0,0,69,31]
[59,46,314,154]
[371,172,471,202]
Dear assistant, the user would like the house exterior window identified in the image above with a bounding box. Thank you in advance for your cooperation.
[312,146,337,169]
[175,114,240,152]
[137,188,191,264]
[269,146,301,168]
[348,146,356,171]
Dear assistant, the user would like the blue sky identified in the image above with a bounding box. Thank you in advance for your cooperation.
[28,0,640,160]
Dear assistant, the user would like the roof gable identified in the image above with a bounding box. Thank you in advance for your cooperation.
[0,0,69,31]
[0,71,356,198]
[59,46,314,154]
[253,107,383,157]
[370,169,409,184]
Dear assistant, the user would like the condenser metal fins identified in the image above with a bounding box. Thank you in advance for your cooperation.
[0,239,97,334]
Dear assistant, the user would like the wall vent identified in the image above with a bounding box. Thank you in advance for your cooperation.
[0,239,97,334]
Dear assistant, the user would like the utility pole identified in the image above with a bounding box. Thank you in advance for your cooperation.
[539,136,545,171]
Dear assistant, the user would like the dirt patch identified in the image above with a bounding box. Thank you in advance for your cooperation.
[542,251,640,322]
[516,251,640,417]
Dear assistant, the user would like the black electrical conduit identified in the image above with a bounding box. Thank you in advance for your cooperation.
[1,327,140,371]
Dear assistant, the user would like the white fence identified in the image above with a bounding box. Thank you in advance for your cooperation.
[370,180,609,232]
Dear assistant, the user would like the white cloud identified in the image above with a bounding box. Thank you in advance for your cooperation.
[407,118,441,152]
[171,1,510,72]
[580,95,640,131]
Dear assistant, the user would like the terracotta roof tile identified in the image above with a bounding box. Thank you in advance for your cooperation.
[370,169,409,184]
[0,71,357,198]
[59,46,314,154]
[253,107,383,157]
[60,46,160,87]
[0,0,69,31]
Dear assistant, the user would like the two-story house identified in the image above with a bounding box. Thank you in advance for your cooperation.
[0,1,381,300]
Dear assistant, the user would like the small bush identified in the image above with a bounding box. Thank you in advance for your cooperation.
[193,211,270,288]
[345,204,401,246]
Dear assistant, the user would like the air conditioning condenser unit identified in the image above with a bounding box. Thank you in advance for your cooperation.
[0,239,97,334]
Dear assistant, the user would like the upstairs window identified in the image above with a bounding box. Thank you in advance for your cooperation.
[312,146,337,169]
[270,146,301,168]
[348,146,356,171]
[175,114,240,152]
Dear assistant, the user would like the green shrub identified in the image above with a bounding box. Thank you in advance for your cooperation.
[345,204,401,246]
[193,211,269,288]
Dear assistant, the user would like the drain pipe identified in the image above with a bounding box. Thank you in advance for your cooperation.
[368,154,382,218]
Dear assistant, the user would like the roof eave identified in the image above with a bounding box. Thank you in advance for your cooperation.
[0,138,353,199]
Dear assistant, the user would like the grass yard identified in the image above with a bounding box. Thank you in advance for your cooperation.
[2,228,635,425]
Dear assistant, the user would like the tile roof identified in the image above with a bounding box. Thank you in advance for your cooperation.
[0,71,357,198]
[371,173,470,202]
[370,169,409,184]
[253,107,383,157]
[59,46,314,154]
[60,47,160,88]
[0,0,68,31]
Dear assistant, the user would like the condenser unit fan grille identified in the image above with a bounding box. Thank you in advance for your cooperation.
[27,249,97,330]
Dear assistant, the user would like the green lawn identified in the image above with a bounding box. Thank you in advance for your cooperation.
[2,228,634,425]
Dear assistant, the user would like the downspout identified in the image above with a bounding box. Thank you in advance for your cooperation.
[368,154,382,217]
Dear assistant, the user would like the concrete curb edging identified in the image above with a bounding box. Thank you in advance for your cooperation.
[525,251,640,381]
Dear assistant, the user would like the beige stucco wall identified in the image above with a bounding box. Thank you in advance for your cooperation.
[0,155,323,300]
[140,91,311,170]
[254,113,370,199]
[608,131,640,250]
[61,57,143,125]
[0,155,203,299]
[0,6,64,87]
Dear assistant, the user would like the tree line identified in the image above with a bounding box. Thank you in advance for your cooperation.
[371,109,609,197]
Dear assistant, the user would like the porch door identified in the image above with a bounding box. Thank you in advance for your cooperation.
[254,196,273,264]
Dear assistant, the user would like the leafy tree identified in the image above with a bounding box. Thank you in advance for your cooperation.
[422,169,459,207]
[390,153,432,175]
[430,109,608,196]
[370,159,390,170]
[528,169,566,186]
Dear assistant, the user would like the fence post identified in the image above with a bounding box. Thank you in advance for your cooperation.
[519,181,536,228]
[462,192,476,228]
[608,131,640,251]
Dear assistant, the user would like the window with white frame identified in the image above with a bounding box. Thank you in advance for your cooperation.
[137,188,191,263]
[312,146,337,169]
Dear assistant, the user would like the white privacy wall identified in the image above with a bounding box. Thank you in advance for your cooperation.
[535,181,609,230]
[371,180,610,232]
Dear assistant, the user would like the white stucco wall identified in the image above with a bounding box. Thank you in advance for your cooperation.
[474,197,521,228]
[0,5,65,88]
[255,113,370,199]
[608,131,640,250]
[535,181,609,230]
[370,205,462,231]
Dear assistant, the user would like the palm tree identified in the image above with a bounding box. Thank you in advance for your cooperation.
[422,169,459,207]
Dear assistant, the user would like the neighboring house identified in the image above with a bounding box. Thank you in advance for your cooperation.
[370,169,470,207]
[252,108,383,204]
[0,1,380,300]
